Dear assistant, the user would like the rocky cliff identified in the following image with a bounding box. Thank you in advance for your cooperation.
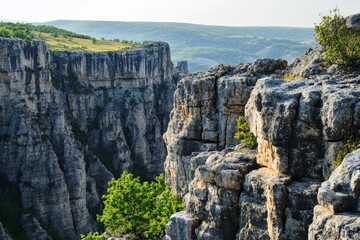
[165,49,360,240]
[164,59,287,196]
[0,38,179,239]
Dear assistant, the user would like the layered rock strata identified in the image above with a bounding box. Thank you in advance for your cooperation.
[164,59,287,196]
[165,146,258,240]
[0,38,176,239]
[165,53,360,239]
[246,76,360,179]
[238,75,360,239]
[309,149,360,239]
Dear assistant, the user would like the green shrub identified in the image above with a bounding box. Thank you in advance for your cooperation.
[81,232,105,240]
[0,22,92,40]
[334,137,360,168]
[96,172,183,240]
[315,8,360,69]
[234,116,257,149]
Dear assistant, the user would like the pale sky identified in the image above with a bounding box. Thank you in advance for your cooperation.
[1,0,360,27]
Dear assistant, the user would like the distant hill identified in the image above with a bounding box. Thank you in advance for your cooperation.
[43,20,317,72]
[0,22,141,52]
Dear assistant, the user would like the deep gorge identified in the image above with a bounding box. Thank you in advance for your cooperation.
[0,36,360,240]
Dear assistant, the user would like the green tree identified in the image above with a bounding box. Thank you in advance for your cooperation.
[234,116,257,149]
[315,8,360,68]
[96,172,183,239]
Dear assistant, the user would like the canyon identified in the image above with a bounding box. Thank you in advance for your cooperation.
[0,38,182,239]
[0,35,360,240]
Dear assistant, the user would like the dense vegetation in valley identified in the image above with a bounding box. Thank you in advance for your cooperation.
[82,173,183,240]
[44,20,316,71]
[0,22,142,51]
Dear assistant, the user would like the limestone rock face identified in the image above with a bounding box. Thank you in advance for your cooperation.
[0,38,176,239]
[164,59,287,196]
[175,61,189,75]
[164,147,258,240]
[165,211,200,240]
[246,76,360,179]
[346,13,360,28]
[21,214,51,240]
[238,169,320,240]
[165,50,360,240]
[309,149,360,240]
[287,48,324,78]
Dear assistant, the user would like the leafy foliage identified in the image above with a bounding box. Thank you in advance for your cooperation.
[234,116,257,149]
[0,22,91,40]
[96,172,183,239]
[315,9,360,69]
[81,232,106,240]
[0,22,142,52]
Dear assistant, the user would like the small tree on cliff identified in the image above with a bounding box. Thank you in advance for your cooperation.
[234,116,257,149]
[94,172,183,240]
[315,8,360,68]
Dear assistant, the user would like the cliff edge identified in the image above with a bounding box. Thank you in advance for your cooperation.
[164,48,360,240]
[0,38,179,239]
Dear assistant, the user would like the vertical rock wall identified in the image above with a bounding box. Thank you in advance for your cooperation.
[165,55,360,240]
[0,38,176,239]
[164,64,260,195]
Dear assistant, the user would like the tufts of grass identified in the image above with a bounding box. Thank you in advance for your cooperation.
[334,140,360,168]
[34,32,141,52]
[0,22,142,52]
[282,73,299,80]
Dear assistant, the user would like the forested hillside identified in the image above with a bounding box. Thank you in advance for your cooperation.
[45,20,316,71]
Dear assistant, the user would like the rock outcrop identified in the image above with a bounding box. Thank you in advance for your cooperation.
[165,49,360,239]
[239,75,360,239]
[346,13,360,28]
[164,59,287,196]
[0,38,176,239]
[246,76,360,179]
[309,149,360,240]
[165,146,258,240]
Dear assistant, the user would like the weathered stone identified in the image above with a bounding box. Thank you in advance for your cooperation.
[175,61,189,75]
[309,205,360,240]
[164,63,263,195]
[247,58,287,75]
[184,148,258,240]
[238,169,320,240]
[0,38,176,239]
[238,168,290,240]
[164,211,200,240]
[309,149,360,239]
[246,76,360,179]
[286,48,324,78]
[346,13,360,28]
[21,214,51,240]
[317,149,360,213]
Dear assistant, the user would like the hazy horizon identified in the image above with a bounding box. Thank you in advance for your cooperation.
[1,0,360,28]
